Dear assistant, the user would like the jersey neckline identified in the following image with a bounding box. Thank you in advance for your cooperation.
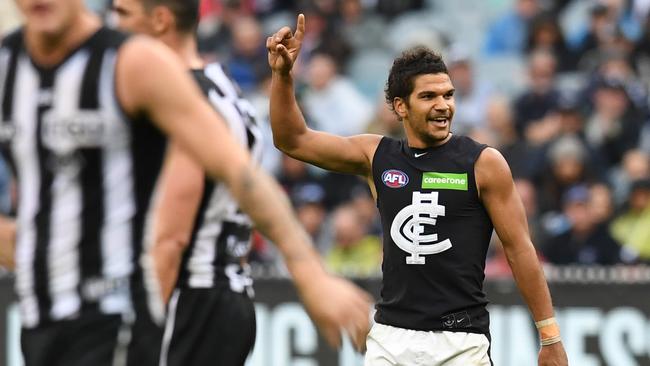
[22,25,108,74]
[402,134,456,157]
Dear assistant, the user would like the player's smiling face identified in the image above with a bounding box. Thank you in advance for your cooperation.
[396,73,455,148]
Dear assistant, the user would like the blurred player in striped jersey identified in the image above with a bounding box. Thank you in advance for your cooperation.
[113,0,371,364]
[0,1,371,365]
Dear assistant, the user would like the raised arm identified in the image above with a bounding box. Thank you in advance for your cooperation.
[475,148,567,366]
[150,143,204,303]
[267,14,380,177]
[115,36,371,350]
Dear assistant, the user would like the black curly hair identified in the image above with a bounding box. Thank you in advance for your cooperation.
[143,0,200,34]
[384,46,448,111]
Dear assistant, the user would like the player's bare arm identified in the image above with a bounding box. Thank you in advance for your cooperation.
[268,14,381,177]
[475,147,568,366]
[0,216,15,270]
[151,143,204,303]
[115,36,372,350]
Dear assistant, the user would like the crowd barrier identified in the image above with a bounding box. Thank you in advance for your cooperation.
[1,267,650,366]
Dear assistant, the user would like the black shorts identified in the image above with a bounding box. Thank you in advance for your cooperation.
[21,305,164,366]
[160,286,256,366]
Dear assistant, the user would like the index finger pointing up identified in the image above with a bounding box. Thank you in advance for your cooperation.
[295,14,305,42]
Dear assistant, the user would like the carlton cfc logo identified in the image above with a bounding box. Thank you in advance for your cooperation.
[382,169,409,188]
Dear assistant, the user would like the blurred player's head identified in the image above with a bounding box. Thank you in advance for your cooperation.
[385,46,455,146]
[113,0,199,37]
[15,0,87,38]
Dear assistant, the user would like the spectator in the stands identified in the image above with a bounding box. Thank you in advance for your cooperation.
[516,178,548,248]
[525,12,578,72]
[196,0,253,60]
[574,3,638,73]
[632,12,650,86]
[302,52,373,137]
[224,16,268,92]
[611,178,650,262]
[513,50,561,143]
[584,76,642,168]
[608,149,650,206]
[486,96,542,179]
[337,0,386,51]
[291,182,329,252]
[325,205,382,277]
[483,0,542,55]
[542,185,622,265]
[277,154,325,204]
[537,135,598,214]
[590,183,615,226]
[365,96,406,140]
[446,44,493,134]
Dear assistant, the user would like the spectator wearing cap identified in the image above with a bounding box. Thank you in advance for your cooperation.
[610,178,650,262]
[555,93,586,137]
[579,52,648,115]
[585,76,642,168]
[542,184,623,265]
[597,53,647,111]
[291,182,329,252]
[536,135,600,213]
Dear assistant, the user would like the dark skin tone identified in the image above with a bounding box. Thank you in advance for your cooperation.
[267,14,568,365]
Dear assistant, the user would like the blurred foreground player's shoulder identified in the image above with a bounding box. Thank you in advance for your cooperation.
[115,34,188,116]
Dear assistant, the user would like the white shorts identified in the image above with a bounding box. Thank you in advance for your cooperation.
[364,323,492,366]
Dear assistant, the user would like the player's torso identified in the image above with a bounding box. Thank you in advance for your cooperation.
[0,27,167,327]
[372,135,493,333]
[178,65,262,295]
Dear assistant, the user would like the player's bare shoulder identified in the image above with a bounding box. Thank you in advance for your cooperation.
[342,134,383,177]
[350,133,383,169]
[115,35,184,115]
[475,147,513,194]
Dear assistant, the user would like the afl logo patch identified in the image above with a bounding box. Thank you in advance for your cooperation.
[382,169,409,188]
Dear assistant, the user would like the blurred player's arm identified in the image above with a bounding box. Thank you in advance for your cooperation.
[0,215,15,270]
[115,36,372,350]
[476,148,567,366]
[268,14,380,177]
[151,143,204,303]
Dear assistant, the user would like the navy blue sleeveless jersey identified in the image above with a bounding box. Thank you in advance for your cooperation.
[372,135,493,335]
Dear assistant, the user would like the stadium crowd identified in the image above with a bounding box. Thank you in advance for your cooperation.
[2,0,650,277]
